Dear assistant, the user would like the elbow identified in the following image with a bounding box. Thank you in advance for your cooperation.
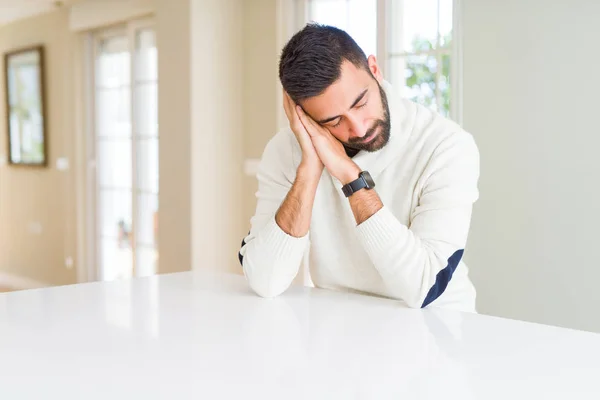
[399,281,440,309]
[404,296,426,309]
[394,249,464,309]
[244,264,289,299]
[387,273,430,309]
[247,279,285,299]
[383,268,429,309]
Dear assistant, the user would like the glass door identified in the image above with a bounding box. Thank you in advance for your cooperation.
[92,20,158,281]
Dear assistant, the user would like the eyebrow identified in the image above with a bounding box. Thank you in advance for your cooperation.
[317,88,369,124]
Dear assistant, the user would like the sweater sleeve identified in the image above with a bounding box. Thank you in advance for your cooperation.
[238,131,309,298]
[354,131,480,309]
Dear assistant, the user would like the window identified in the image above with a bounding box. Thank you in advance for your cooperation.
[305,0,459,120]
[388,0,454,117]
[91,20,158,281]
[308,0,377,58]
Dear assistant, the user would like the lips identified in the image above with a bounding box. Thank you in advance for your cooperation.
[361,125,380,143]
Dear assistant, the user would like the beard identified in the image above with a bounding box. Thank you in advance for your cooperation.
[343,81,391,155]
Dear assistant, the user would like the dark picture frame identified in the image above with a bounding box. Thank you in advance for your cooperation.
[4,45,48,167]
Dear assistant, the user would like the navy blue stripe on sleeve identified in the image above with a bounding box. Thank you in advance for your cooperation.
[238,233,249,267]
[421,249,464,308]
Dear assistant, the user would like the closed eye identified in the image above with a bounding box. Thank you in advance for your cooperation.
[329,102,367,128]
[330,117,343,128]
[325,98,368,129]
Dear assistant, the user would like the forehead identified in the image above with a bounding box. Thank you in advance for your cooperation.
[300,61,372,120]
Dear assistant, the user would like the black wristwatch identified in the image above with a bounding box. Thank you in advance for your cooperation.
[342,171,375,197]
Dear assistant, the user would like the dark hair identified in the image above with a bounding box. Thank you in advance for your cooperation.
[279,23,369,103]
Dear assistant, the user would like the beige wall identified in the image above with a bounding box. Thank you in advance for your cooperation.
[156,0,254,275]
[243,0,279,159]
[157,0,282,274]
[155,0,192,274]
[241,0,279,243]
[190,0,245,274]
[0,0,282,285]
[0,9,78,286]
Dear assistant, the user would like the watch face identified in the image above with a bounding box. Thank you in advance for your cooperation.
[361,171,375,188]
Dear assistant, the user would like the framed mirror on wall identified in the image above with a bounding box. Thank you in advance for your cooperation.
[4,45,48,167]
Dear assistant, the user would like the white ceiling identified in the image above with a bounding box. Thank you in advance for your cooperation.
[0,0,79,26]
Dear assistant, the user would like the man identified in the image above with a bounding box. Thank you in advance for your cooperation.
[238,23,480,311]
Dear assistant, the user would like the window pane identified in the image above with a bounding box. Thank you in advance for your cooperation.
[133,27,159,272]
[310,0,347,30]
[94,27,158,282]
[135,29,157,82]
[97,36,130,87]
[134,83,158,136]
[96,87,131,137]
[440,53,451,117]
[390,55,438,111]
[136,193,158,248]
[97,138,132,189]
[439,0,453,48]
[99,189,132,240]
[390,0,438,54]
[309,0,377,58]
[136,138,159,193]
[100,238,133,281]
[347,0,377,57]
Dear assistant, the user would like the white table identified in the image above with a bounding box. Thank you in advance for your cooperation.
[1,270,599,399]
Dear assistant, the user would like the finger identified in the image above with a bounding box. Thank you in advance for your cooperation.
[286,101,304,135]
[295,106,315,136]
[295,105,304,121]
[296,106,315,130]
[287,97,303,129]
[304,112,321,132]
[284,91,299,121]
[283,90,292,108]
[297,106,319,131]
[292,108,314,149]
[297,106,329,138]
[282,90,293,118]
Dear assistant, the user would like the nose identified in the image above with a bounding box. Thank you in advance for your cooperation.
[346,113,369,139]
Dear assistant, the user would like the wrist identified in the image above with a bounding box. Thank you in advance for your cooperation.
[338,162,362,185]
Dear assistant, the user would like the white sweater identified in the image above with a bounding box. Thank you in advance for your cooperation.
[239,81,480,312]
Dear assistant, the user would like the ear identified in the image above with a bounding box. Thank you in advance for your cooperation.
[367,55,383,82]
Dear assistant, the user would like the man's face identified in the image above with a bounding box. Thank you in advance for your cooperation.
[299,58,391,153]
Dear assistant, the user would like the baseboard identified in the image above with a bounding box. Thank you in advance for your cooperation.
[0,272,51,290]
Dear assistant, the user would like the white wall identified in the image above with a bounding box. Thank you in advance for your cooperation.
[462,0,600,333]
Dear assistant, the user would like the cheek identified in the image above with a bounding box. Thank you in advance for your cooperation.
[353,104,380,128]
[327,127,349,142]
[366,100,383,121]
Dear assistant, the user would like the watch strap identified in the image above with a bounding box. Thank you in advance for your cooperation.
[342,171,374,197]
